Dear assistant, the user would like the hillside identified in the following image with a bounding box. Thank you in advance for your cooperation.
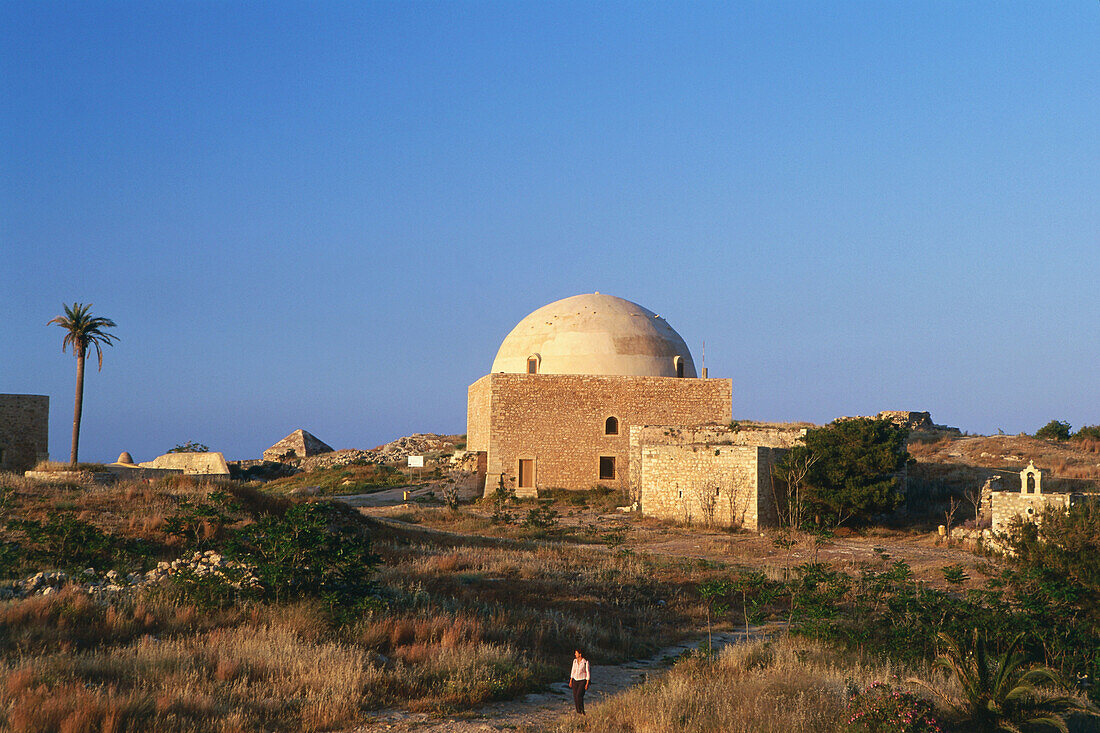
[909,432,1100,490]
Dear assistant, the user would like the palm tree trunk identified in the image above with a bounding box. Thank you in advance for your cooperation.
[71,351,85,466]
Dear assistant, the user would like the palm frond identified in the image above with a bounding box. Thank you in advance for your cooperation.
[48,302,118,369]
[1021,714,1069,733]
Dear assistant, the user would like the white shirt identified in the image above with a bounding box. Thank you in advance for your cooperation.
[570,658,590,681]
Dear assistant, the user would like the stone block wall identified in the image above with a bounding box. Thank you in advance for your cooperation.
[990,491,1071,533]
[0,394,49,473]
[638,443,787,531]
[139,452,230,476]
[466,376,493,453]
[468,373,731,493]
[628,423,804,497]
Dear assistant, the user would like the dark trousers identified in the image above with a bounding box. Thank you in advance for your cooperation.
[571,678,587,714]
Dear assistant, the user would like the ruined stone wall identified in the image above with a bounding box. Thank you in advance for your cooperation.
[474,373,731,493]
[0,394,49,473]
[139,452,230,476]
[990,491,1072,533]
[628,424,804,498]
[638,443,787,531]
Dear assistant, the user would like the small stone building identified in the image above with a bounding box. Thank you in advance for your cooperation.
[633,424,806,530]
[139,452,231,476]
[263,429,334,463]
[467,293,732,496]
[0,394,49,473]
[989,461,1071,533]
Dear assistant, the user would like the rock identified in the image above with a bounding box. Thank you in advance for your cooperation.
[289,485,322,497]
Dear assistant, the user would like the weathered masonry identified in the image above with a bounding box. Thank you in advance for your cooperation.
[468,372,731,493]
[632,424,805,531]
[467,293,731,496]
[0,394,49,473]
[989,461,1068,533]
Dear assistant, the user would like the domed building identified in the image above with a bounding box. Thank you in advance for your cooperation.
[467,293,732,495]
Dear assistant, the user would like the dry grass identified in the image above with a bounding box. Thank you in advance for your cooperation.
[265,463,410,496]
[0,585,541,729]
[0,617,373,732]
[29,461,109,473]
[554,634,934,733]
[0,474,728,730]
[367,526,713,668]
[909,434,1100,484]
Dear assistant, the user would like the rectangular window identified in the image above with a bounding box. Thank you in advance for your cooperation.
[527,358,538,374]
[518,459,534,488]
[599,456,616,480]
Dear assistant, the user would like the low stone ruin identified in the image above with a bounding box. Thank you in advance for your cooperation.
[297,433,459,470]
[838,410,961,434]
[0,550,261,600]
[263,429,334,462]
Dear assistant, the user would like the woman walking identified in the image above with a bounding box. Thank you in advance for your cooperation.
[569,648,590,715]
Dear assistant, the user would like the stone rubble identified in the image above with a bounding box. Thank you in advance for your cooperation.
[298,433,459,471]
[0,550,262,600]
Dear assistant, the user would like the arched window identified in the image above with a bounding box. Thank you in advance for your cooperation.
[674,356,684,378]
[1026,472,1036,494]
[527,354,540,374]
[605,416,619,435]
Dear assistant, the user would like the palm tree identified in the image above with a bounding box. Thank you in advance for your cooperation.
[47,303,118,466]
[913,630,1095,732]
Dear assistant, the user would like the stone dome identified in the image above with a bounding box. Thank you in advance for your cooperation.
[490,293,698,377]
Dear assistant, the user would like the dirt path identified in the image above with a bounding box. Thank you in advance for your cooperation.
[350,629,768,732]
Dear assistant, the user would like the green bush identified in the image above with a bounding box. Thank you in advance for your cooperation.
[227,501,379,603]
[168,441,210,453]
[784,418,911,526]
[5,514,152,574]
[521,503,559,529]
[1072,425,1100,441]
[1035,420,1072,441]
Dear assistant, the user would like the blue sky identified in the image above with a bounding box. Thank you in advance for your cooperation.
[2,2,1097,462]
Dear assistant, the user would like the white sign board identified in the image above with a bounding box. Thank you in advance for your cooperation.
[407,455,424,468]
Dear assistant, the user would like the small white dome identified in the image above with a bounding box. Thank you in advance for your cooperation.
[490,293,697,377]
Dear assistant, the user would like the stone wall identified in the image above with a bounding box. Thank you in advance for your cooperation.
[139,452,230,476]
[628,423,805,495]
[469,373,731,493]
[466,376,493,453]
[638,443,787,531]
[990,490,1072,533]
[0,394,49,473]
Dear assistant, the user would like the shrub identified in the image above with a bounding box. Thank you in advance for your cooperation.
[1035,420,1072,441]
[1072,425,1100,441]
[167,441,209,453]
[846,681,941,733]
[521,503,559,529]
[787,418,911,526]
[5,514,151,573]
[227,501,379,603]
